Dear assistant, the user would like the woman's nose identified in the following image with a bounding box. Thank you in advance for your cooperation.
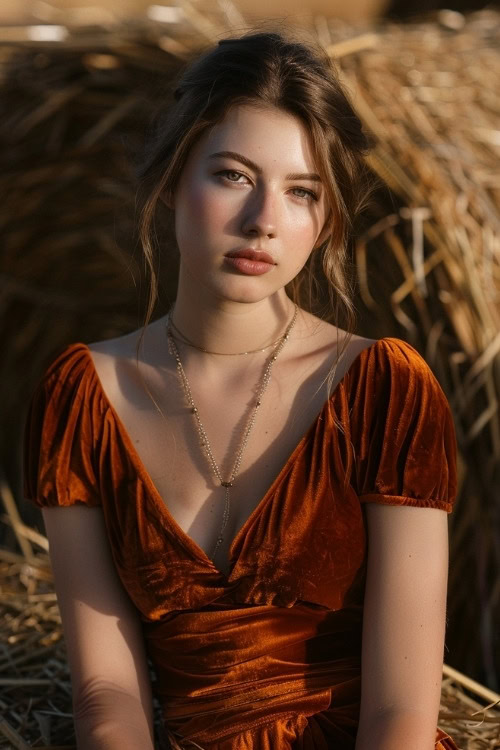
[240,186,277,239]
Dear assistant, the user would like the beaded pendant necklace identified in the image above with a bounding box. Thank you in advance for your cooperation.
[165,304,298,564]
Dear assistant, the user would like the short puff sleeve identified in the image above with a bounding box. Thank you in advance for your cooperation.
[351,338,458,513]
[23,344,101,509]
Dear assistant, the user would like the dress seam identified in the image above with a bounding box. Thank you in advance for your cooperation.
[358,492,452,512]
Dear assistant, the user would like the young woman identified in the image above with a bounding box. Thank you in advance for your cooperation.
[24,30,459,750]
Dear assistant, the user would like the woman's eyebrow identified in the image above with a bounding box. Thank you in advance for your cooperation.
[208,150,322,182]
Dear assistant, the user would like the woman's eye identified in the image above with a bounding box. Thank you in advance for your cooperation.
[215,171,318,202]
[216,169,247,183]
[292,187,318,202]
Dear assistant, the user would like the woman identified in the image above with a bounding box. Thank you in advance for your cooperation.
[23,30,459,750]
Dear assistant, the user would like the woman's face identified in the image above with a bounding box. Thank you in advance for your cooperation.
[170,103,330,305]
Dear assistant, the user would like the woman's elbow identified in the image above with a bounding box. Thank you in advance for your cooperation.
[73,682,155,750]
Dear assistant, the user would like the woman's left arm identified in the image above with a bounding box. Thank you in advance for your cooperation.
[355,502,450,750]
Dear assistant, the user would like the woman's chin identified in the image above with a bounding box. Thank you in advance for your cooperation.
[213,286,278,305]
[189,275,282,306]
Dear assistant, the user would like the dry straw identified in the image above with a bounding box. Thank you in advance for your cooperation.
[0,4,499,748]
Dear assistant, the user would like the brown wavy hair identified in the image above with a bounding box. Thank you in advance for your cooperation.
[133,27,376,399]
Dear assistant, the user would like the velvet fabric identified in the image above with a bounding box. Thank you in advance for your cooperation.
[23,337,459,749]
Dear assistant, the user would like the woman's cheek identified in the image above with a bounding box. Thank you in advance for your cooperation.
[193,183,235,234]
[287,221,319,261]
[288,253,312,282]
[174,185,210,248]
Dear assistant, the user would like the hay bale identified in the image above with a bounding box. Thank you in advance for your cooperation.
[0,6,499,746]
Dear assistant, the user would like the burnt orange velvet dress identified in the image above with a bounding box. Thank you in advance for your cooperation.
[23,336,459,750]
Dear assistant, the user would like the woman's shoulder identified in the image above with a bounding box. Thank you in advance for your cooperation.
[35,341,95,395]
[86,317,167,382]
[290,313,439,404]
[351,335,443,382]
[26,340,106,436]
[301,313,429,382]
[85,332,133,397]
[24,342,104,509]
[25,333,133,447]
[343,334,452,426]
[301,318,448,409]
[295,311,375,362]
[85,325,160,410]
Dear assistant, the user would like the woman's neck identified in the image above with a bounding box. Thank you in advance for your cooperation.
[132,290,326,384]
[169,295,296,357]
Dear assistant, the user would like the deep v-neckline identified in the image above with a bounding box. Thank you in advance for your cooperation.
[79,338,384,580]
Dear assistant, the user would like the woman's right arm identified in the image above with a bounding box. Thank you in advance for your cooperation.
[42,505,156,750]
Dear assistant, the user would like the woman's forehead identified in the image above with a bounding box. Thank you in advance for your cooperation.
[192,103,320,175]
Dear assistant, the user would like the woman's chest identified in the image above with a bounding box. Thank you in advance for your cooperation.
[125,388,336,573]
[89,331,371,615]
[97,392,368,618]
[92,341,341,571]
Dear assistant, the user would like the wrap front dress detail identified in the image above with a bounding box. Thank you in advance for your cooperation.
[23,336,459,749]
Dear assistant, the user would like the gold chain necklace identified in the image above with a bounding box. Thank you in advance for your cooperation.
[168,316,284,355]
[165,304,298,565]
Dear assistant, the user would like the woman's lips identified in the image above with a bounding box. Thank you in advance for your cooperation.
[223,256,275,275]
